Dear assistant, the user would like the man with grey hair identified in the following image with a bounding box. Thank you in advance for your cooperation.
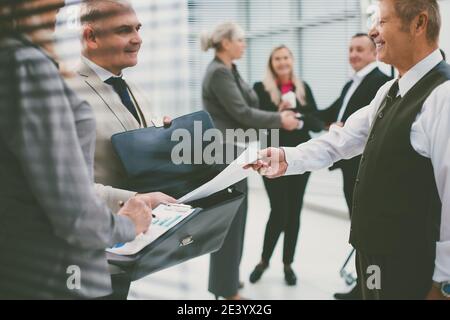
[67,0,175,299]
[247,0,450,300]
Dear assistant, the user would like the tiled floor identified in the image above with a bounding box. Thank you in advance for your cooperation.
[129,169,357,300]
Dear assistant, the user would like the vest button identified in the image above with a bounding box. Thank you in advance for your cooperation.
[378,112,384,119]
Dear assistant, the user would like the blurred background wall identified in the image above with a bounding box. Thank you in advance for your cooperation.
[55,0,449,118]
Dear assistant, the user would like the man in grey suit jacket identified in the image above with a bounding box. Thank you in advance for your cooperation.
[66,0,175,299]
[0,0,151,299]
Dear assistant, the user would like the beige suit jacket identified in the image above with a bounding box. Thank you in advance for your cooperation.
[67,60,158,213]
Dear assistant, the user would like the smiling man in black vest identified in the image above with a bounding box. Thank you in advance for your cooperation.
[247,0,450,300]
[318,33,391,300]
[318,34,390,222]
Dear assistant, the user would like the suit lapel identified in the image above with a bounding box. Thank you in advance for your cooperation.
[331,80,353,120]
[342,68,379,120]
[126,81,154,127]
[77,61,140,131]
[341,80,353,99]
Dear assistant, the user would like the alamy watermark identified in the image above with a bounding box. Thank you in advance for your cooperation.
[66,265,81,291]
[170,122,280,165]
[366,265,381,290]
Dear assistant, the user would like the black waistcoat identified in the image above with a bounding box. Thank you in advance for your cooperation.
[349,61,450,255]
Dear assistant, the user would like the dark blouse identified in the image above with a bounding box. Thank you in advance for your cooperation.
[253,81,324,147]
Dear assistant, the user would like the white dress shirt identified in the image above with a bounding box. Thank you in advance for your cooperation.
[283,49,450,282]
[81,55,123,82]
[81,56,139,111]
[337,61,378,122]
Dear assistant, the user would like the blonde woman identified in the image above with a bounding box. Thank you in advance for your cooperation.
[201,22,300,300]
[249,45,323,286]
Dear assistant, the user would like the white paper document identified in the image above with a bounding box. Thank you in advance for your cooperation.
[106,204,195,256]
[177,142,259,204]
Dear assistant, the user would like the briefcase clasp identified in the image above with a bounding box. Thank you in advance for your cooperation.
[180,235,194,247]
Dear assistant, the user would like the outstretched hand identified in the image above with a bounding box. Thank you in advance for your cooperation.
[243,147,288,179]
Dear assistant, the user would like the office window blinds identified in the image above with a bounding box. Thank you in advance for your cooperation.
[55,0,365,116]
[188,0,362,111]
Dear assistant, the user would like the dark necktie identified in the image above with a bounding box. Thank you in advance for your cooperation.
[386,80,400,102]
[376,80,400,118]
[105,76,141,124]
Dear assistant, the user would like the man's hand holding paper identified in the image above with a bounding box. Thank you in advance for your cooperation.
[244,147,288,179]
[177,142,260,203]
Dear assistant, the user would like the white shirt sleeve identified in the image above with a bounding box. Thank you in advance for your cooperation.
[411,81,450,282]
[283,81,393,175]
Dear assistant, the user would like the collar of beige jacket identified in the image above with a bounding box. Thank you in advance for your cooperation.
[77,60,153,130]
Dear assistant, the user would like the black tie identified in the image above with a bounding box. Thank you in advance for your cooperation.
[105,77,141,124]
[386,80,400,101]
[376,80,400,118]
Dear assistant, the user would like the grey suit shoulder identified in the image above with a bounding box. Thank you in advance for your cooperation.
[0,36,135,299]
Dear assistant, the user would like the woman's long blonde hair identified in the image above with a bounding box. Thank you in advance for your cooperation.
[262,45,306,106]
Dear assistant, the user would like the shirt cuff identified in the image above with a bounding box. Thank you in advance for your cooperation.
[112,189,137,213]
[282,147,305,176]
[433,241,450,282]
[95,185,136,214]
[112,214,137,245]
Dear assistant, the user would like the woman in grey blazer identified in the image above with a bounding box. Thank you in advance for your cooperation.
[201,22,299,299]
[0,0,151,299]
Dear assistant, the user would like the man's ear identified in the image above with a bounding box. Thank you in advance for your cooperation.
[82,25,98,49]
[413,12,429,37]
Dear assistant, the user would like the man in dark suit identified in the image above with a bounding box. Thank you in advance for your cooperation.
[318,33,391,300]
